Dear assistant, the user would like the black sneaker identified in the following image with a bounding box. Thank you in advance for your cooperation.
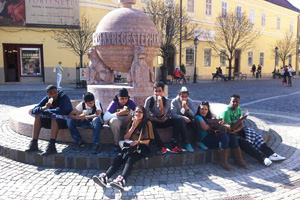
[42,143,57,156]
[93,173,107,188]
[72,141,85,150]
[91,143,99,154]
[110,175,125,191]
[25,140,38,152]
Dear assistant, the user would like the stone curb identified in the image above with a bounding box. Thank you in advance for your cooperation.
[0,116,269,169]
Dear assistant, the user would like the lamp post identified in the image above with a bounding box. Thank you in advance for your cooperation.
[193,37,199,83]
[179,0,182,66]
[273,47,278,78]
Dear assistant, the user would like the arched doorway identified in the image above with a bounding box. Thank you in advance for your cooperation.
[166,45,175,76]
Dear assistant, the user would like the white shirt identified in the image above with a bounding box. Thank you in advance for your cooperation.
[75,100,101,116]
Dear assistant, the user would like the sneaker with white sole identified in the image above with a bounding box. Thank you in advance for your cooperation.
[92,173,107,188]
[269,153,286,161]
[110,175,125,191]
[263,158,272,167]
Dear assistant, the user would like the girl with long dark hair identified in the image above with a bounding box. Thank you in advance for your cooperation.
[194,102,247,171]
[93,106,154,191]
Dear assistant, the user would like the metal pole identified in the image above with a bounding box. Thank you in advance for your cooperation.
[296,14,300,73]
[273,52,276,79]
[179,0,182,67]
[193,45,197,83]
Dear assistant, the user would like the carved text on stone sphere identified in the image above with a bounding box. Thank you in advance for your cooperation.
[93,32,160,47]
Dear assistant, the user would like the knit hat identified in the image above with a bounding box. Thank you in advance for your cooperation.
[118,88,129,97]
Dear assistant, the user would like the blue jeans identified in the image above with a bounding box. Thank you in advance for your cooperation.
[202,133,239,149]
[67,117,103,143]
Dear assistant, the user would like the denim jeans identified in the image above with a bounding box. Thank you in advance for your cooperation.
[67,117,103,143]
[202,133,239,149]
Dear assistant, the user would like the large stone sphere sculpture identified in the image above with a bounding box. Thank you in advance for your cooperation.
[87,0,162,110]
[93,6,160,73]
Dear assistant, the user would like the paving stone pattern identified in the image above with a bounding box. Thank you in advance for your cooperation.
[1,78,300,199]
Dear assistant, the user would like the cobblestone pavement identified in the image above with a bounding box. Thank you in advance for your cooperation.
[0,78,300,200]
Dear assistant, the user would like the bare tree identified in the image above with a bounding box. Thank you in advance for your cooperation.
[272,32,297,67]
[142,0,197,82]
[52,15,96,68]
[209,11,260,79]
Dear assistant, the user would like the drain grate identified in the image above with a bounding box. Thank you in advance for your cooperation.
[216,195,254,200]
[284,179,300,189]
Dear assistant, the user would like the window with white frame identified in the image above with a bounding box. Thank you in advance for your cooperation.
[187,0,194,12]
[140,0,150,3]
[220,50,226,66]
[206,0,212,16]
[204,49,212,67]
[236,6,242,20]
[290,21,294,33]
[248,51,253,66]
[259,52,264,66]
[289,54,292,65]
[164,0,174,8]
[250,9,255,24]
[186,48,194,66]
[277,17,280,30]
[222,2,227,18]
[261,12,266,27]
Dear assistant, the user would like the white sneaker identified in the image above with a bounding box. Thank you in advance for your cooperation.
[269,153,286,161]
[263,158,272,167]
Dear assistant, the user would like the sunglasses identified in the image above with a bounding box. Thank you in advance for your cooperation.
[135,111,143,114]
[200,101,209,105]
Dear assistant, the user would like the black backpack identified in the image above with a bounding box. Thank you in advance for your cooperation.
[82,102,104,120]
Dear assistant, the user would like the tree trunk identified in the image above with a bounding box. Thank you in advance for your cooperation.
[161,56,168,84]
[228,58,232,80]
[80,54,83,68]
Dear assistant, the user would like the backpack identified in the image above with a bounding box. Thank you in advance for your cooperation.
[82,102,104,120]
[149,96,167,109]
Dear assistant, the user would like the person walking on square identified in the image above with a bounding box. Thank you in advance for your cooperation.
[195,101,247,170]
[219,94,285,167]
[25,85,73,156]
[170,86,196,152]
[67,92,103,154]
[56,61,63,89]
[282,65,288,86]
[287,64,294,87]
[93,106,154,191]
[103,88,137,152]
[257,65,262,78]
[144,82,183,154]
[251,64,256,77]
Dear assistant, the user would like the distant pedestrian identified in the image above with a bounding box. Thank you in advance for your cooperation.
[282,65,288,86]
[56,61,63,89]
[251,64,256,77]
[287,64,294,87]
[256,65,262,78]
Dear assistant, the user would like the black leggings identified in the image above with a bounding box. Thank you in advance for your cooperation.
[105,152,143,180]
[151,118,183,148]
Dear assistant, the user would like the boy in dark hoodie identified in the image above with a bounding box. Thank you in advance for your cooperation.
[25,85,73,156]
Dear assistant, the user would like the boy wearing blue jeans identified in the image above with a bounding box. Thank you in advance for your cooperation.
[67,92,103,154]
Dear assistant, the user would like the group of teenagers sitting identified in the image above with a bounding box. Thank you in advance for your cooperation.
[25,83,285,191]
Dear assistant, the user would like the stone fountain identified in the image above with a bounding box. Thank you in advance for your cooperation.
[86,0,161,110]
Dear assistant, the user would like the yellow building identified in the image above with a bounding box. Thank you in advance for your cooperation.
[0,0,299,84]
